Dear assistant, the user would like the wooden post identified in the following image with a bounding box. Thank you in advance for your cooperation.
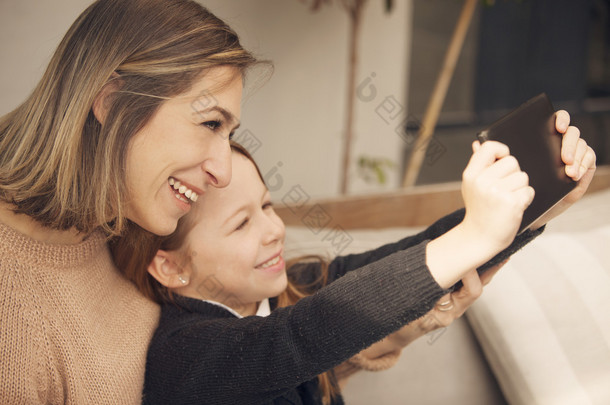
[340,0,367,194]
[402,0,478,188]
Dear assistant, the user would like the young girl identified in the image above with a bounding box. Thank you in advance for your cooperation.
[111,137,590,404]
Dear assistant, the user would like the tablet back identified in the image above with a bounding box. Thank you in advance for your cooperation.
[477,93,577,233]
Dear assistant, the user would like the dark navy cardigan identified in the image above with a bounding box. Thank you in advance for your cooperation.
[142,209,542,405]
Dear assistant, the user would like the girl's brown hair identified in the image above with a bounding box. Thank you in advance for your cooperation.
[110,141,339,404]
[0,0,259,236]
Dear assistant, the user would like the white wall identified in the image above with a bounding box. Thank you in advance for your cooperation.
[0,0,413,200]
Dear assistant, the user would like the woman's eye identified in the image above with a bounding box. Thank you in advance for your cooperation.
[235,218,248,231]
[202,120,222,131]
[262,202,273,210]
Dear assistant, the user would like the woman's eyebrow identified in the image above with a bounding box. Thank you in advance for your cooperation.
[192,105,241,130]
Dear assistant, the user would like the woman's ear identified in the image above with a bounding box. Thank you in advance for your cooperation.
[147,249,191,289]
[92,72,121,125]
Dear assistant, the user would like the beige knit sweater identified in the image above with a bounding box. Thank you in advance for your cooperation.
[0,222,160,404]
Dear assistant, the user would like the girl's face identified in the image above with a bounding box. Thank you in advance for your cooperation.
[178,152,287,316]
[125,67,242,236]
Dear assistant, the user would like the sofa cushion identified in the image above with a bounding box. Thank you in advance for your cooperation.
[467,189,610,405]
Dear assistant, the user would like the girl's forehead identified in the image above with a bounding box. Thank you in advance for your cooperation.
[193,153,266,218]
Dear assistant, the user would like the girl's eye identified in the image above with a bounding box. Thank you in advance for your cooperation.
[262,202,273,210]
[235,218,249,231]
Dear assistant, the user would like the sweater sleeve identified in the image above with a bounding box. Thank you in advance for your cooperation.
[290,208,544,289]
[144,241,447,405]
[0,263,59,404]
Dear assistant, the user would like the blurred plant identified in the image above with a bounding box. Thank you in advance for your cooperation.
[356,155,396,185]
[300,0,394,194]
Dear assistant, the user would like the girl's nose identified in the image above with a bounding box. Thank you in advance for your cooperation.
[262,214,285,246]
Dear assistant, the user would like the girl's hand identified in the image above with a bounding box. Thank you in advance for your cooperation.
[529,111,596,228]
[426,142,532,288]
[460,141,535,253]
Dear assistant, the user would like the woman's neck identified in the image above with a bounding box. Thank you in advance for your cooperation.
[0,202,86,245]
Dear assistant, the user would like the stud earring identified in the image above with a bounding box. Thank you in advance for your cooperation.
[178,275,188,285]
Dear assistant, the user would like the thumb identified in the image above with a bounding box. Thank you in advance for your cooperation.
[472,140,481,153]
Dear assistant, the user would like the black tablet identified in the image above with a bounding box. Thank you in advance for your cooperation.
[476,93,577,234]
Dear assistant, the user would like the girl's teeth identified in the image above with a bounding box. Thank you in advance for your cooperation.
[260,256,280,269]
[185,190,192,199]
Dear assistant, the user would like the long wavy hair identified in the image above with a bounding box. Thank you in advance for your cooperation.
[0,0,259,236]
[110,141,339,404]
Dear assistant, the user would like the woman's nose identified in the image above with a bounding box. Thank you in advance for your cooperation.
[201,138,232,188]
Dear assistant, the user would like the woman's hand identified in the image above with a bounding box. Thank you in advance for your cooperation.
[529,111,597,229]
[357,261,506,359]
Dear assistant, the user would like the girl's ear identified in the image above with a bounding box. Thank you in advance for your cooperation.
[147,249,191,289]
[92,72,122,125]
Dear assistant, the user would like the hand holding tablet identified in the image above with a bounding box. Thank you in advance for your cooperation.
[476,93,578,234]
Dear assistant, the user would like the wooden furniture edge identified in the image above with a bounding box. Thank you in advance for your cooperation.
[275,165,610,230]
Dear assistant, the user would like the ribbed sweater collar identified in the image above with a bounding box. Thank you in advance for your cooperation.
[0,221,106,270]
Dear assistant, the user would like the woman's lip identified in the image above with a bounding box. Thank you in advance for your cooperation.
[168,182,193,212]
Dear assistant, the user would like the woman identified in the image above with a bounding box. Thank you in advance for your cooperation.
[0,0,258,403]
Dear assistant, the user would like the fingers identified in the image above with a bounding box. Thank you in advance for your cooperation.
[499,170,530,192]
[464,141,510,178]
[472,140,481,153]
[455,269,482,301]
[567,138,596,181]
[468,149,535,210]
[429,262,508,330]
[554,110,571,134]
[560,125,580,167]
[436,294,455,312]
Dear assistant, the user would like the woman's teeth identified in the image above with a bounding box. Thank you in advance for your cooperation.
[259,255,280,269]
[168,177,199,202]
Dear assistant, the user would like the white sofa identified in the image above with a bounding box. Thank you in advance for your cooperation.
[283,187,610,404]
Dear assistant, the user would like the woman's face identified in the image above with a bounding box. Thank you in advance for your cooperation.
[178,152,287,316]
[125,67,242,235]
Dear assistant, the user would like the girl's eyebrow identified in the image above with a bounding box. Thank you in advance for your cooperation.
[222,187,269,228]
[222,204,249,227]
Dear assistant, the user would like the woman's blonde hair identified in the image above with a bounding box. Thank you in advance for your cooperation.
[110,141,340,404]
[0,0,259,235]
